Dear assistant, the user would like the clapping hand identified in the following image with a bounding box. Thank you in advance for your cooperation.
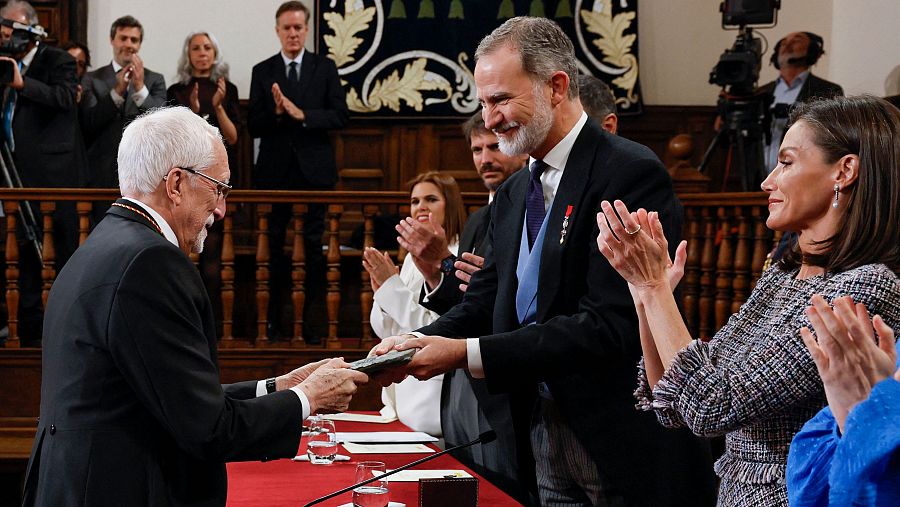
[596,200,686,296]
[362,247,398,292]
[801,295,897,432]
[211,77,227,109]
[189,82,201,113]
[271,83,305,121]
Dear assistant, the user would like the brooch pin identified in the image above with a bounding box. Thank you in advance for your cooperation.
[560,205,573,245]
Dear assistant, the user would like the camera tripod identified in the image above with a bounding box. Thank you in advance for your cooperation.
[0,139,43,261]
[698,90,770,191]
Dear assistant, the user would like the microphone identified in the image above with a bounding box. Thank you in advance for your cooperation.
[301,430,497,507]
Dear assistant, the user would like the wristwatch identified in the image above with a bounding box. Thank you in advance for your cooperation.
[265,377,277,394]
[440,254,458,275]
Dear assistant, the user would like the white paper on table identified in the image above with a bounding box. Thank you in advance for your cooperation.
[375,469,473,482]
[342,442,434,454]
[322,412,398,424]
[336,431,438,443]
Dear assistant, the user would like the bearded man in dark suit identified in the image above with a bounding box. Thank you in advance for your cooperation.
[375,17,716,506]
[22,106,368,506]
[248,0,349,341]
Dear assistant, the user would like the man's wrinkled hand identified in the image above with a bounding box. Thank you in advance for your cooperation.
[394,336,466,380]
[275,358,330,390]
[299,358,369,414]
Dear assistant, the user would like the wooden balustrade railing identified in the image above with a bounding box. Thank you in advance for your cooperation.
[0,189,773,347]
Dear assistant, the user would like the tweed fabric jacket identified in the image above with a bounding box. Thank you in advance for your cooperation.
[636,263,900,506]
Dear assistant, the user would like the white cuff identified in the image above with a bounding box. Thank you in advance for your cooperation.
[110,89,125,107]
[290,386,312,420]
[466,338,485,378]
[421,273,445,303]
[131,85,150,106]
[256,380,311,419]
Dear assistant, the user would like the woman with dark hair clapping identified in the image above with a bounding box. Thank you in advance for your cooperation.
[596,95,900,506]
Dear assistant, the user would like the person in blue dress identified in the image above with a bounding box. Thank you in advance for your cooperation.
[788,294,900,506]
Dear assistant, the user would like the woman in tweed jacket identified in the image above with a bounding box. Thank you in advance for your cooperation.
[595,95,900,506]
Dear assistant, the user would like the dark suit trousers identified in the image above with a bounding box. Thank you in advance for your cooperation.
[267,202,326,339]
[15,203,78,340]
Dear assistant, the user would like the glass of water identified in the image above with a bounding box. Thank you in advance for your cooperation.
[305,418,338,465]
[352,461,389,507]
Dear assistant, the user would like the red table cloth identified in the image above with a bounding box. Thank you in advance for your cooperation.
[226,415,523,506]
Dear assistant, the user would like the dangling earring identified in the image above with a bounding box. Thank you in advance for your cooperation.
[832,184,840,208]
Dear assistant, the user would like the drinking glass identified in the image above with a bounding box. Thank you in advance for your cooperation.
[352,461,389,507]
[305,418,338,465]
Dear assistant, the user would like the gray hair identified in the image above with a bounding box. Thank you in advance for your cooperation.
[577,74,616,119]
[175,31,230,85]
[475,16,579,100]
[1,0,38,25]
[118,106,222,196]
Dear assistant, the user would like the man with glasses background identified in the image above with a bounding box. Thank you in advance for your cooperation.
[23,106,368,505]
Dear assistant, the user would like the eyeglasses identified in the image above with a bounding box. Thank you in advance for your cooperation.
[175,166,232,200]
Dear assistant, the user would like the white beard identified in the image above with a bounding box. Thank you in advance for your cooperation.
[192,215,214,254]
[497,84,554,156]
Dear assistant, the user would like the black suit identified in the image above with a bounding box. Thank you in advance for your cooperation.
[419,121,716,506]
[80,63,167,189]
[248,51,349,337]
[23,201,303,506]
[420,201,534,503]
[248,51,348,189]
[758,72,844,107]
[4,43,85,338]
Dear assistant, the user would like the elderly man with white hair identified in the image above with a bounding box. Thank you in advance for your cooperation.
[22,106,368,506]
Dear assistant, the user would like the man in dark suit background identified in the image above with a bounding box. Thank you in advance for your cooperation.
[0,0,84,340]
[22,106,368,506]
[376,17,715,506]
[758,31,843,172]
[249,0,349,341]
[80,15,166,222]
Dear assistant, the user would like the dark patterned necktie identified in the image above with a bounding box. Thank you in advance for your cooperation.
[526,159,547,250]
[287,61,299,88]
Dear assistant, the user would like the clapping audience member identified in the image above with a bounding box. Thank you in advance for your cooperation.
[597,95,900,505]
[167,31,239,150]
[167,31,240,332]
[80,15,166,223]
[788,296,900,506]
[249,1,349,341]
[363,172,465,437]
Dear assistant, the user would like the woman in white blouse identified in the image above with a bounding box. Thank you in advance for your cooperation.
[363,172,466,436]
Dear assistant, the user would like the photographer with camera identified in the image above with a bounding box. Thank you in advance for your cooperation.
[0,0,84,340]
[759,31,843,172]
